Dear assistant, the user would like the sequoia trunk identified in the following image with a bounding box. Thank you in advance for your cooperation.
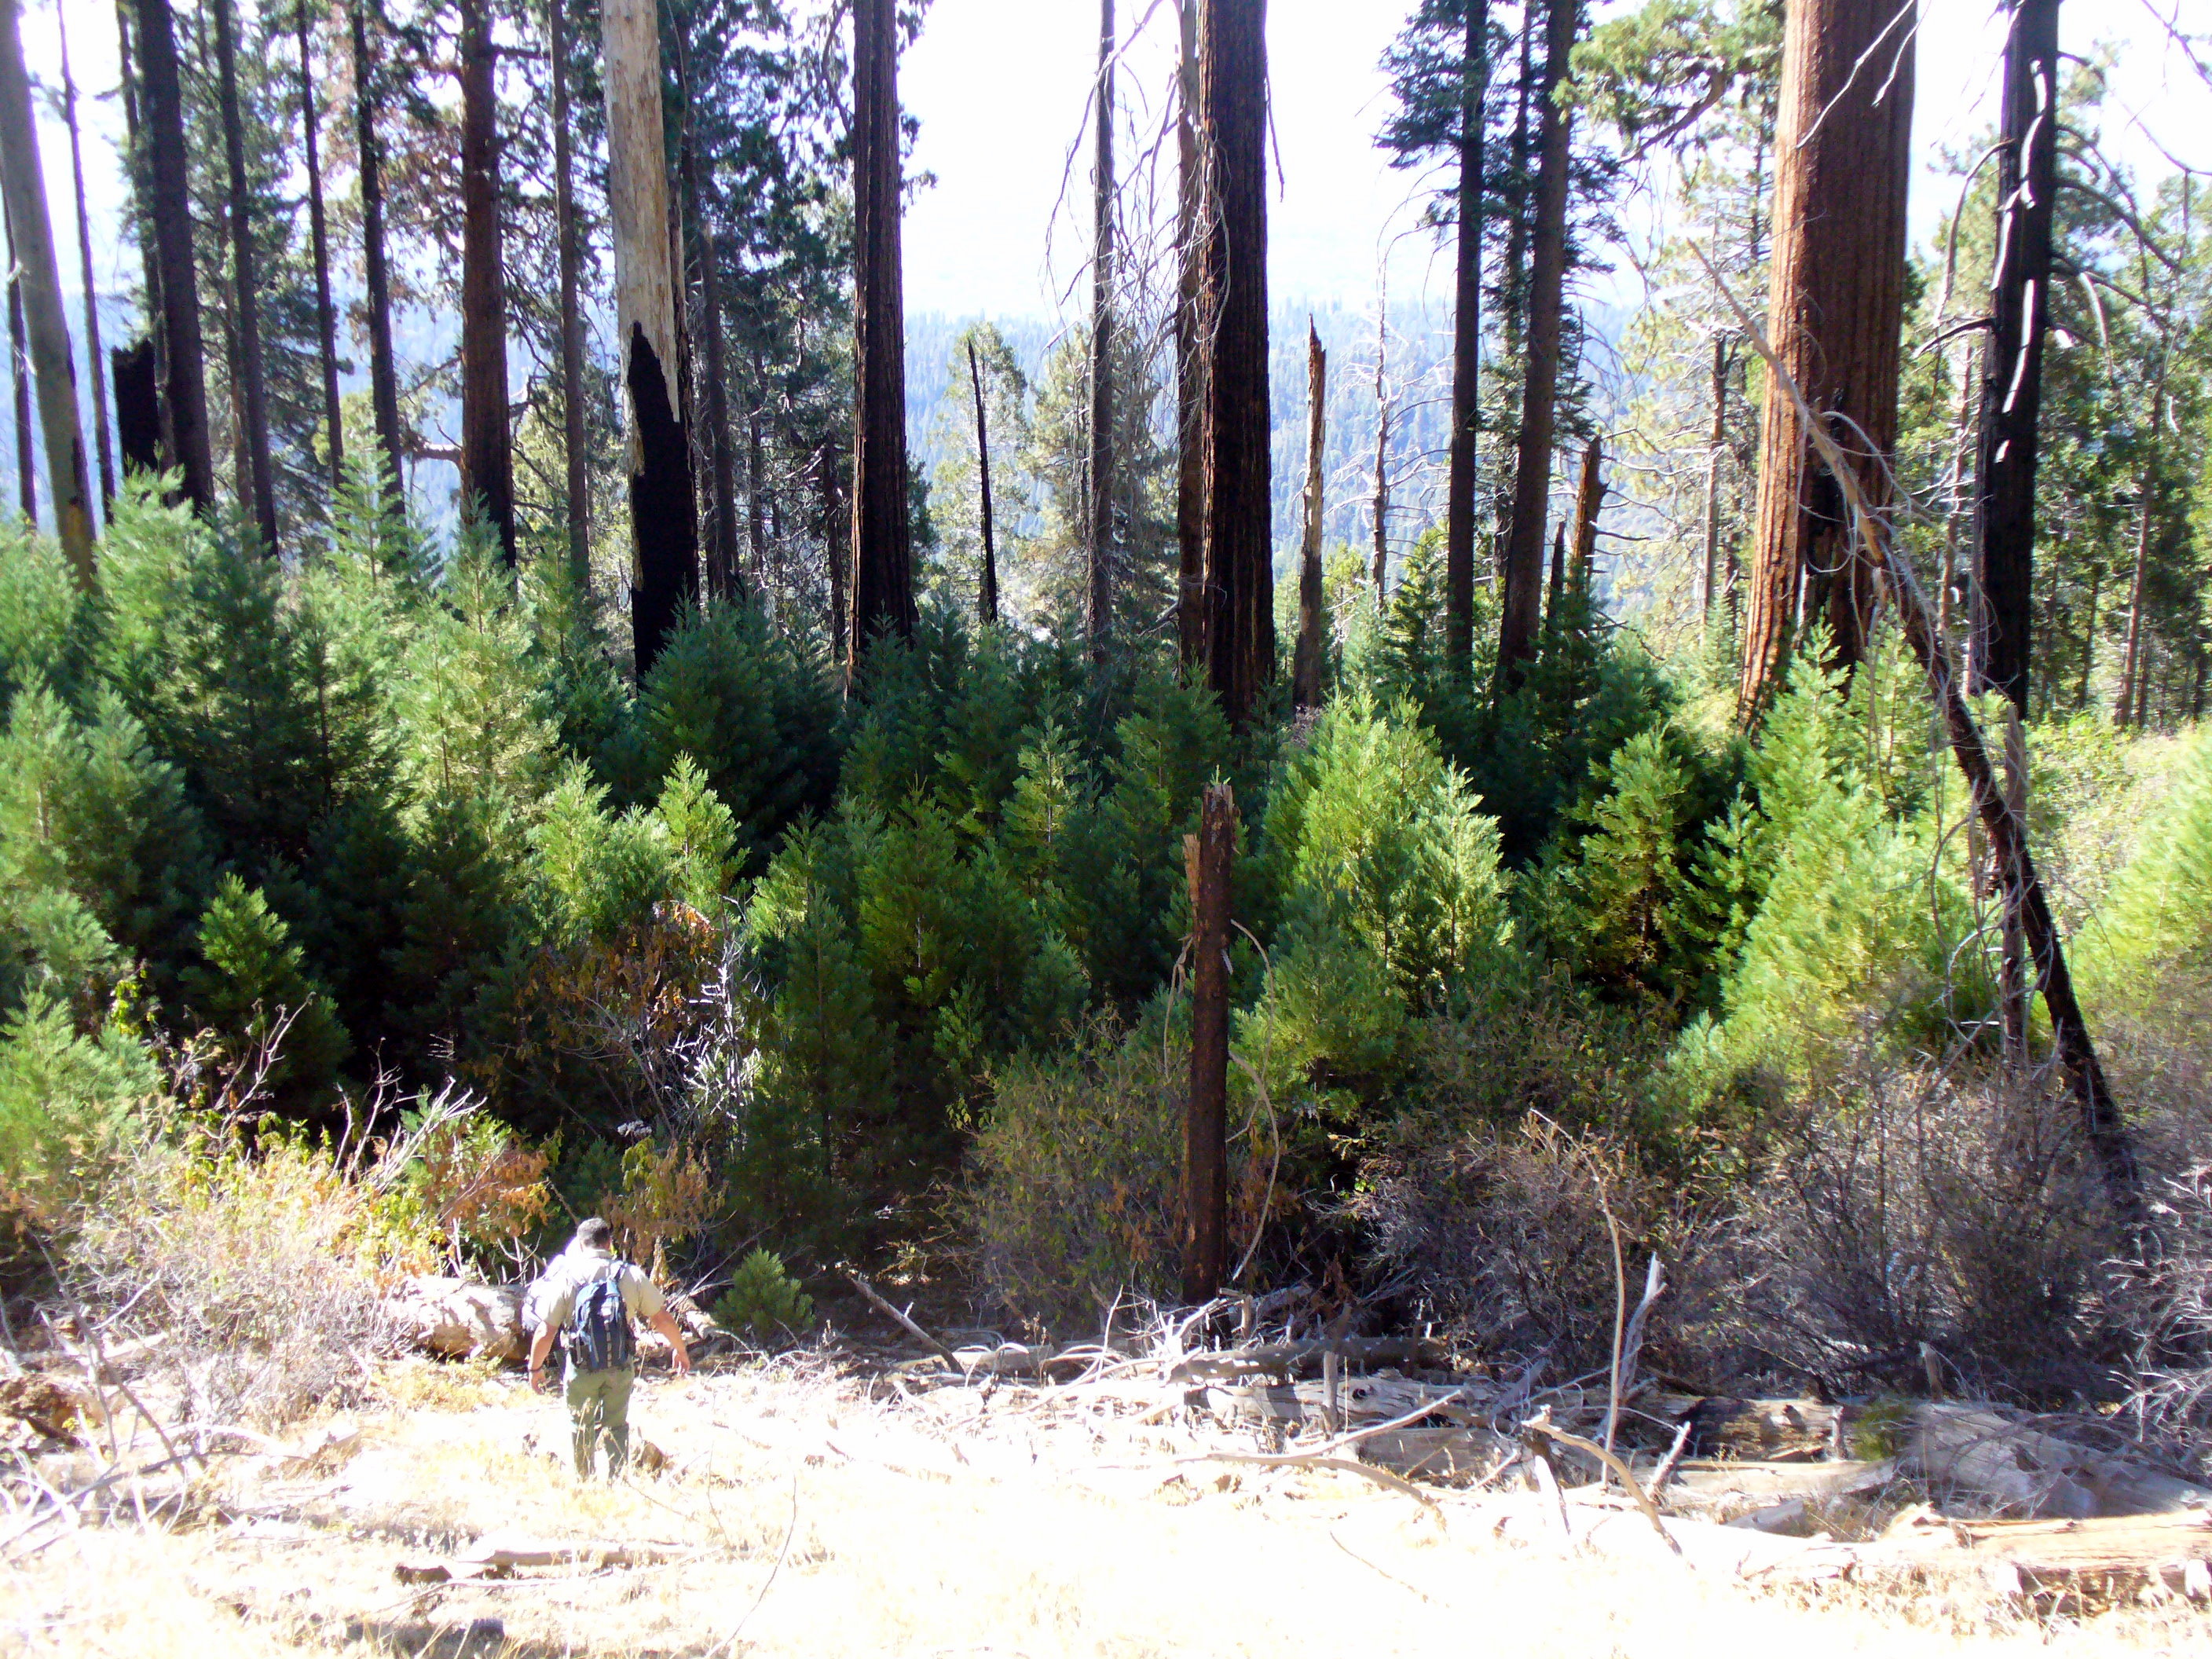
[848,0,915,660]
[1444,0,1486,671]
[211,0,279,555]
[132,0,214,515]
[458,0,517,563]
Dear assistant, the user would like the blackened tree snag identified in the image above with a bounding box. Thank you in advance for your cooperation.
[58,10,114,514]
[0,0,93,579]
[131,0,214,515]
[969,339,998,625]
[605,0,696,672]
[211,0,278,556]
[458,0,517,564]
[548,0,591,587]
[1971,0,2060,716]
[1737,0,1914,721]
[1088,0,1116,661]
[1292,322,1327,709]
[1496,0,1577,687]
[1174,0,1204,669]
[114,341,161,477]
[295,0,343,491]
[350,0,404,497]
[1198,0,1273,730]
[1447,1,1488,670]
[849,0,915,661]
[1183,781,1234,1302]
[1569,433,1601,586]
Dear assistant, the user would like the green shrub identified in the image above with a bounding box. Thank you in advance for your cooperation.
[714,1248,815,1343]
[181,875,350,1104]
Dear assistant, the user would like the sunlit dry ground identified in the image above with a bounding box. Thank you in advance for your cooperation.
[6,1357,2207,1659]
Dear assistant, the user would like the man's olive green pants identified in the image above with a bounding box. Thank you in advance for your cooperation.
[564,1365,635,1478]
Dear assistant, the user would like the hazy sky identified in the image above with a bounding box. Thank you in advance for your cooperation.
[20,0,2212,338]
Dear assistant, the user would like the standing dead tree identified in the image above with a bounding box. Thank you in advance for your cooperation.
[295,0,342,493]
[548,0,591,587]
[351,0,405,499]
[211,0,279,556]
[1088,0,1117,660]
[969,339,999,625]
[1184,782,1234,1302]
[56,9,114,516]
[1292,322,1327,709]
[458,0,517,564]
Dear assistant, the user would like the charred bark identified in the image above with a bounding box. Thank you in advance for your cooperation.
[1569,432,1601,586]
[1495,0,1577,687]
[1444,0,1487,672]
[114,341,161,477]
[1737,0,1914,721]
[969,338,998,625]
[350,0,404,497]
[458,0,516,563]
[1971,0,2060,715]
[295,0,343,491]
[131,0,214,515]
[1198,0,1273,730]
[849,0,915,661]
[548,0,591,586]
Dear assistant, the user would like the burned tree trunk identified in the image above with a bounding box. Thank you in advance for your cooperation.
[1569,433,1601,586]
[211,0,278,555]
[548,0,591,586]
[1183,781,1234,1302]
[458,0,516,564]
[1088,0,1116,660]
[132,0,214,515]
[1972,0,2061,715]
[350,0,404,496]
[1174,0,1205,669]
[1737,0,1914,721]
[1198,0,1273,730]
[969,338,998,626]
[1495,0,1577,687]
[848,0,914,661]
[295,0,343,491]
[57,11,113,515]
[114,341,161,476]
[1444,0,1487,672]
[604,0,697,673]
[676,19,739,599]
[1292,322,1327,709]
[0,0,93,577]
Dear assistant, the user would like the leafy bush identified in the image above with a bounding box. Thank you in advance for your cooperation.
[714,1248,815,1343]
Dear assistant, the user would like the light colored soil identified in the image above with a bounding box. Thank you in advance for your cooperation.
[6,1356,2207,1659]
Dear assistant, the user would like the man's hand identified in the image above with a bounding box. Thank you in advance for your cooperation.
[649,1309,693,1376]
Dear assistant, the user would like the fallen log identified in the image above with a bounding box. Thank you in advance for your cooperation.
[1899,1404,2212,1519]
[1200,1373,1481,1430]
[1167,1337,1445,1384]
[386,1277,525,1363]
[394,1536,698,1584]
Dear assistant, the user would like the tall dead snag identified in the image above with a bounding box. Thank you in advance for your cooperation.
[849,0,914,662]
[1972,0,2060,714]
[548,0,590,586]
[5,213,27,520]
[113,341,161,476]
[350,0,404,497]
[57,10,114,515]
[969,339,998,625]
[1704,245,2141,1229]
[1736,0,1914,720]
[211,0,278,555]
[1088,0,1117,661]
[0,0,92,578]
[1569,433,1601,585]
[1291,322,1327,709]
[1444,0,1487,672]
[1198,0,1273,730]
[605,0,698,673]
[458,0,517,564]
[295,0,343,490]
[1372,281,1389,611]
[132,0,214,515]
[1495,0,1577,687]
[1701,335,1728,620]
[1174,0,1205,668]
[1183,781,1234,1303]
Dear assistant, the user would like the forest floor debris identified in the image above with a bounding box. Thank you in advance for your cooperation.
[5,1320,2212,1658]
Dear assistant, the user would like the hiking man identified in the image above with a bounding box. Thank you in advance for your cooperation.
[526,1218,692,1478]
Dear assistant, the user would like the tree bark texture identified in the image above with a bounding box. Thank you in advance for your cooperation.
[351,0,404,497]
[0,1,92,579]
[132,0,214,515]
[1183,781,1234,1303]
[1569,432,1601,584]
[1292,322,1326,709]
[604,0,698,673]
[1701,335,1727,618]
[1174,0,1205,668]
[1495,0,1577,686]
[1372,285,1389,611]
[5,210,27,522]
[458,0,516,563]
[1088,0,1117,660]
[849,0,914,662]
[969,338,998,625]
[295,0,343,491]
[114,340,161,477]
[211,0,279,555]
[819,436,847,667]
[676,21,739,600]
[1737,0,1914,722]
[1444,0,1486,671]
[1971,0,2060,716]
[1198,0,1273,730]
[57,12,113,515]
[548,0,591,587]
